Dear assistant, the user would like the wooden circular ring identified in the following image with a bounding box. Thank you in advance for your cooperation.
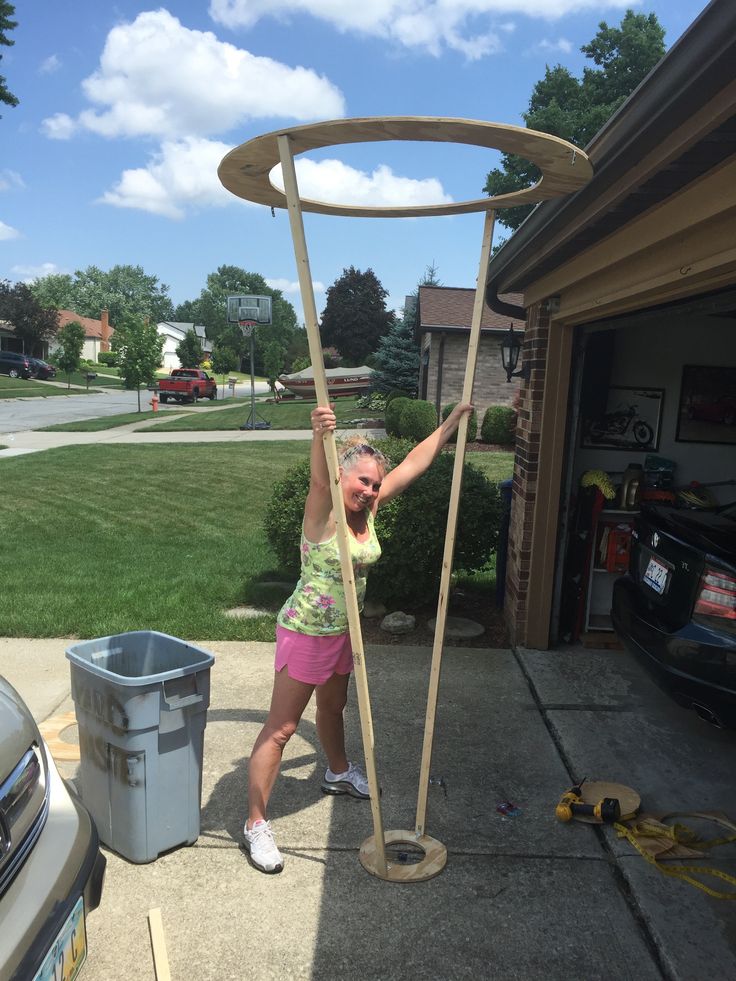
[218,116,592,218]
[359,829,447,882]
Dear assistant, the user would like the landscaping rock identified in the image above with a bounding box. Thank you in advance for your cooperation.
[427,615,485,639]
[363,599,387,619]
[380,611,416,635]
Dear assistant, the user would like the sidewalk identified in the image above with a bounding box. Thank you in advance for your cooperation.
[3,636,736,980]
[0,422,386,456]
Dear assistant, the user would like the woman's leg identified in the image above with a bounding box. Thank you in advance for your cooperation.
[247,668,314,826]
[315,671,350,774]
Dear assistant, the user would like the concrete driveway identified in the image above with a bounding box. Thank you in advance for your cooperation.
[4,637,736,980]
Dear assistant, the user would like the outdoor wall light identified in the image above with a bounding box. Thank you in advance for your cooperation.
[501,324,531,383]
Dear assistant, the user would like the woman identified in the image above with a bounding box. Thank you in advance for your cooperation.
[244,400,473,873]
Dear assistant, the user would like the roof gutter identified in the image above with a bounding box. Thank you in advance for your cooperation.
[485,0,735,314]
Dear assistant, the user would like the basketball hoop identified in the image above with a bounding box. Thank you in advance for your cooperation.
[239,320,256,338]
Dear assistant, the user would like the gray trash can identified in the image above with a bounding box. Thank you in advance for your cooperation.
[66,631,215,864]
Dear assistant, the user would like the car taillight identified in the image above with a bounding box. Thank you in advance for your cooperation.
[694,566,736,620]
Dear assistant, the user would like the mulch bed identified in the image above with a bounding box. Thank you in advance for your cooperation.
[360,591,509,649]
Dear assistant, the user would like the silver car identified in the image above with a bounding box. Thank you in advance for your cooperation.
[0,676,105,980]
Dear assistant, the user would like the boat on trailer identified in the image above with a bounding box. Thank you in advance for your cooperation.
[278,365,373,399]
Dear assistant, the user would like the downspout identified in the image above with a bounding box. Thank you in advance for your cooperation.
[486,276,525,322]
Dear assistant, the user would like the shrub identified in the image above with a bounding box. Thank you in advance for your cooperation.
[481,404,517,445]
[264,437,500,607]
[441,402,477,443]
[399,399,436,441]
[98,351,118,367]
[356,391,387,411]
[385,389,411,405]
[384,396,412,436]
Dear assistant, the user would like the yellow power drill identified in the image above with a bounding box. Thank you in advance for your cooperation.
[555,779,621,824]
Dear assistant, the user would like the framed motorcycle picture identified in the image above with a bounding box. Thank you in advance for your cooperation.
[581,385,664,452]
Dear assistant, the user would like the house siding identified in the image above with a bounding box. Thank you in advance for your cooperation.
[422,331,517,419]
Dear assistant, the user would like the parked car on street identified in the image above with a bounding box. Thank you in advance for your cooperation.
[612,500,736,728]
[157,367,217,403]
[0,350,35,379]
[29,358,57,380]
[0,676,106,980]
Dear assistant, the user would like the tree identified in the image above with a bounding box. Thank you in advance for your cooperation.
[319,266,394,366]
[55,320,85,389]
[370,317,419,395]
[31,264,174,327]
[0,2,18,115]
[173,298,202,323]
[28,273,75,310]
[114,316,164,411]
[211,345,239,398]
[0,280,59,353]
[262,339,286,400]
[406,262,442,341]
[175,329,203,368]
[484,10,666,230]
[195,266,297,373]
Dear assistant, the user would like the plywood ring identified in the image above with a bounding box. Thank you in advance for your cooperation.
[360,829,447,882]
[38,711,80,763]
[218,116,592,218]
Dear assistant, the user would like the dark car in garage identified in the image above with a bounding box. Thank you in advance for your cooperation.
[612,500,736,727]
[0,676,106,980]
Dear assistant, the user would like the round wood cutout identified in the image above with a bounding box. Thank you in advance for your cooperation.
[218,116,592,218]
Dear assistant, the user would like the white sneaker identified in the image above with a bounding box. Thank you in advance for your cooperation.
[243,820,284,874]
[321,761,371,799]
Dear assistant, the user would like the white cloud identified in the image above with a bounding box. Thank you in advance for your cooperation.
[40,54,62,74]
[209,0,631,59]
[42,9,345,142]
[41,113,77,140]
[98,137,237,218]
[0,221,20,240]
[271,158,454,209]
[266,277,325,294]
[11,262,62,281]
[536,37,574,53]
[0,170,25,192]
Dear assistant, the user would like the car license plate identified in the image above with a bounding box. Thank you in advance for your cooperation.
[33,896,86,981]
[644,556,669,595]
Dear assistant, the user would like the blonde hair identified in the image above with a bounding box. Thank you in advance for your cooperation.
[338,436,389,473]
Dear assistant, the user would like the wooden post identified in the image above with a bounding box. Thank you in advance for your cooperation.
[277,134,387,875]
[415,209,495,836]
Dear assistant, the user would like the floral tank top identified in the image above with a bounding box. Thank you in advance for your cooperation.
[277,511,381,636]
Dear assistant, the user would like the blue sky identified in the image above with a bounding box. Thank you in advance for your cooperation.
[1,0,710,323]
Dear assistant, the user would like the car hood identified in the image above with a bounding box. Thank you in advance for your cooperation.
[643,506,736,564]
[0,677,40,780]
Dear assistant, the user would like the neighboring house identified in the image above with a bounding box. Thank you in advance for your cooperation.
[1,309,113,361]
[483,0,736,650]
[53,310,113,362]
[157,322,212,370]
[417,286,524,418]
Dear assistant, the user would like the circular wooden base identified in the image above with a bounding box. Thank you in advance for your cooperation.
[38,711,80,763]
[574,781,640,823]
[360,829,447,882]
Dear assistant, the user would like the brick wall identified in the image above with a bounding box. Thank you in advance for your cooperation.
[422,331,517,418]
[504,301,549,647]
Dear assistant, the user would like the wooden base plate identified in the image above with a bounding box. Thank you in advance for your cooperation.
[359,829,447,882]
[38,711,80,763]
[574,781,640,823]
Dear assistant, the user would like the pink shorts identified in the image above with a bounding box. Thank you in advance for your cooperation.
[275,625,354,685]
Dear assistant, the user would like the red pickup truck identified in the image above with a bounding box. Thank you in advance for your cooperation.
[158,368,218,404]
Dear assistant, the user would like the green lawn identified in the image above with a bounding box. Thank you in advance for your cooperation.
[140,396,362,431]
[54,369,124,388]
[0,376,97,399]
[0,443,307,640]
[0,442,513,640]
[40,410,172,432]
